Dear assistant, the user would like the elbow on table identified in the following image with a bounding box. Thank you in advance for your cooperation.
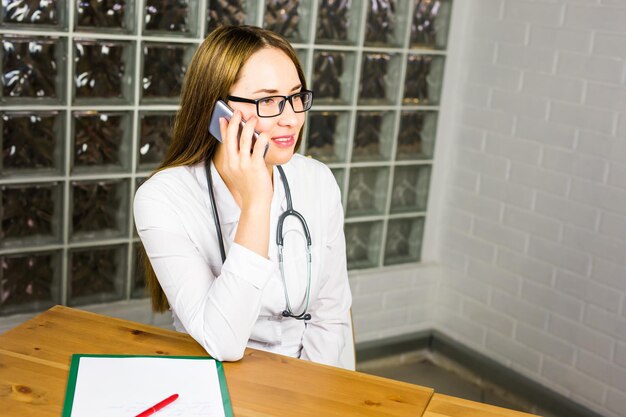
[198,319,249,362]
[203,340,246,362]
[211,349,245,362]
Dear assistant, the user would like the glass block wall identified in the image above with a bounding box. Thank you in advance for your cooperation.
[0,0,452,316]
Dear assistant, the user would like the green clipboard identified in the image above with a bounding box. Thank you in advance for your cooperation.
[62,354,233,417]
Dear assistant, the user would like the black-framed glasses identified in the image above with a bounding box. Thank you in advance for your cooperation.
[227,90,314,118]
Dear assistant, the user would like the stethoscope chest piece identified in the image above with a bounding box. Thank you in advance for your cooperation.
[282,309,311,321]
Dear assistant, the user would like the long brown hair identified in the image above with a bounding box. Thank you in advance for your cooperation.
[140,25,308,312]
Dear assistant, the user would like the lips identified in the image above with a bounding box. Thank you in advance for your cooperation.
[271,135,295,148]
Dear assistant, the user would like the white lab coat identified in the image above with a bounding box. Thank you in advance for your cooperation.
[134,154,353,369]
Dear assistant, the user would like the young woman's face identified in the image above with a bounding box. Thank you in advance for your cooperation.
[226,47,306,166]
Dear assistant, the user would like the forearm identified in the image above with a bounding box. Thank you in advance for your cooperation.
[145,237,275,361]
[135,189,274,362]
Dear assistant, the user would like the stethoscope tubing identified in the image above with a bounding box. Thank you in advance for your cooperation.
[205,161,313,321]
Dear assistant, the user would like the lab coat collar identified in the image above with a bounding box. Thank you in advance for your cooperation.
[207,160,290,225]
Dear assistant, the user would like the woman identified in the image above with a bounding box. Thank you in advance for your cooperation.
[133,25,353,369]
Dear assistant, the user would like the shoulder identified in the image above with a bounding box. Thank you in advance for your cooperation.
[285,154,341,207]
[287,154,337,188]
[135,163,205,204]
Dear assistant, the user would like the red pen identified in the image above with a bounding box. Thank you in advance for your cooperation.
[135,393,179,417]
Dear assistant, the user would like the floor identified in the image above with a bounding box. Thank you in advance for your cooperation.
[361,357,562,417]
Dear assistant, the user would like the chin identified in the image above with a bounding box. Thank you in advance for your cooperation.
[264,147,296,166]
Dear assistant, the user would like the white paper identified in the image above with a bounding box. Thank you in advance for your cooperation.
[69,356,227,417]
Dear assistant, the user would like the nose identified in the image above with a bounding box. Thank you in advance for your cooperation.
[277,99,298,126]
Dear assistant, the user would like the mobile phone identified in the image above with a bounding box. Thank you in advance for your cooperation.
[208,99,260,145]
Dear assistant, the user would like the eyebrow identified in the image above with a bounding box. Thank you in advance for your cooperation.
[251,84,302,95]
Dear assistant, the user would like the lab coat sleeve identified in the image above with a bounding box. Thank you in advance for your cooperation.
[134,182,276,362]
[299,173,352,368]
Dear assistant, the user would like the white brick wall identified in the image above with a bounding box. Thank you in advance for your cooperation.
[437,1,626,416]
[349,265,439,342]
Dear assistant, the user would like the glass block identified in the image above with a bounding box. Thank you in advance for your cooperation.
[69,244,127,306]
[131,242,147,299]
[1,111,64,176]
[352,111,395,162]
[410,0,452,50]
[71,179,129,240]
[396,111,438,160]
[72,111,131,172]
[390,164,431,213]
[296,48,308,73]
[0,250,61,316]
[312,50,355,105]
[143,0,198,37]
[207,0,258,34]
[330,168,345,197]
[138,111,173,169]
[346,166,389,217]
[403,54,444,105]
[384,216,424,265]
[345,220,382,269]
[358,52,401,104]
[75,0,135,33]
[141,42,193,103]
[263,0,312,43]
[73,39,134,104]
[315,0,361,45]
[305,111,349,163]
[1,182,62,247]
[365,0,410,47]
[1,0,65,28]
[1,36,66,103]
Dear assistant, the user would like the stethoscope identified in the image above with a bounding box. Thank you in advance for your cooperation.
[205,161,312,321]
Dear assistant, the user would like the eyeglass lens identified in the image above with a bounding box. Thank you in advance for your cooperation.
[258,92,313,117]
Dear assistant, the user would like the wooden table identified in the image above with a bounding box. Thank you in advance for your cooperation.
[0,306,433,417]
[423,394,536,417]
[0,306,539,417]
